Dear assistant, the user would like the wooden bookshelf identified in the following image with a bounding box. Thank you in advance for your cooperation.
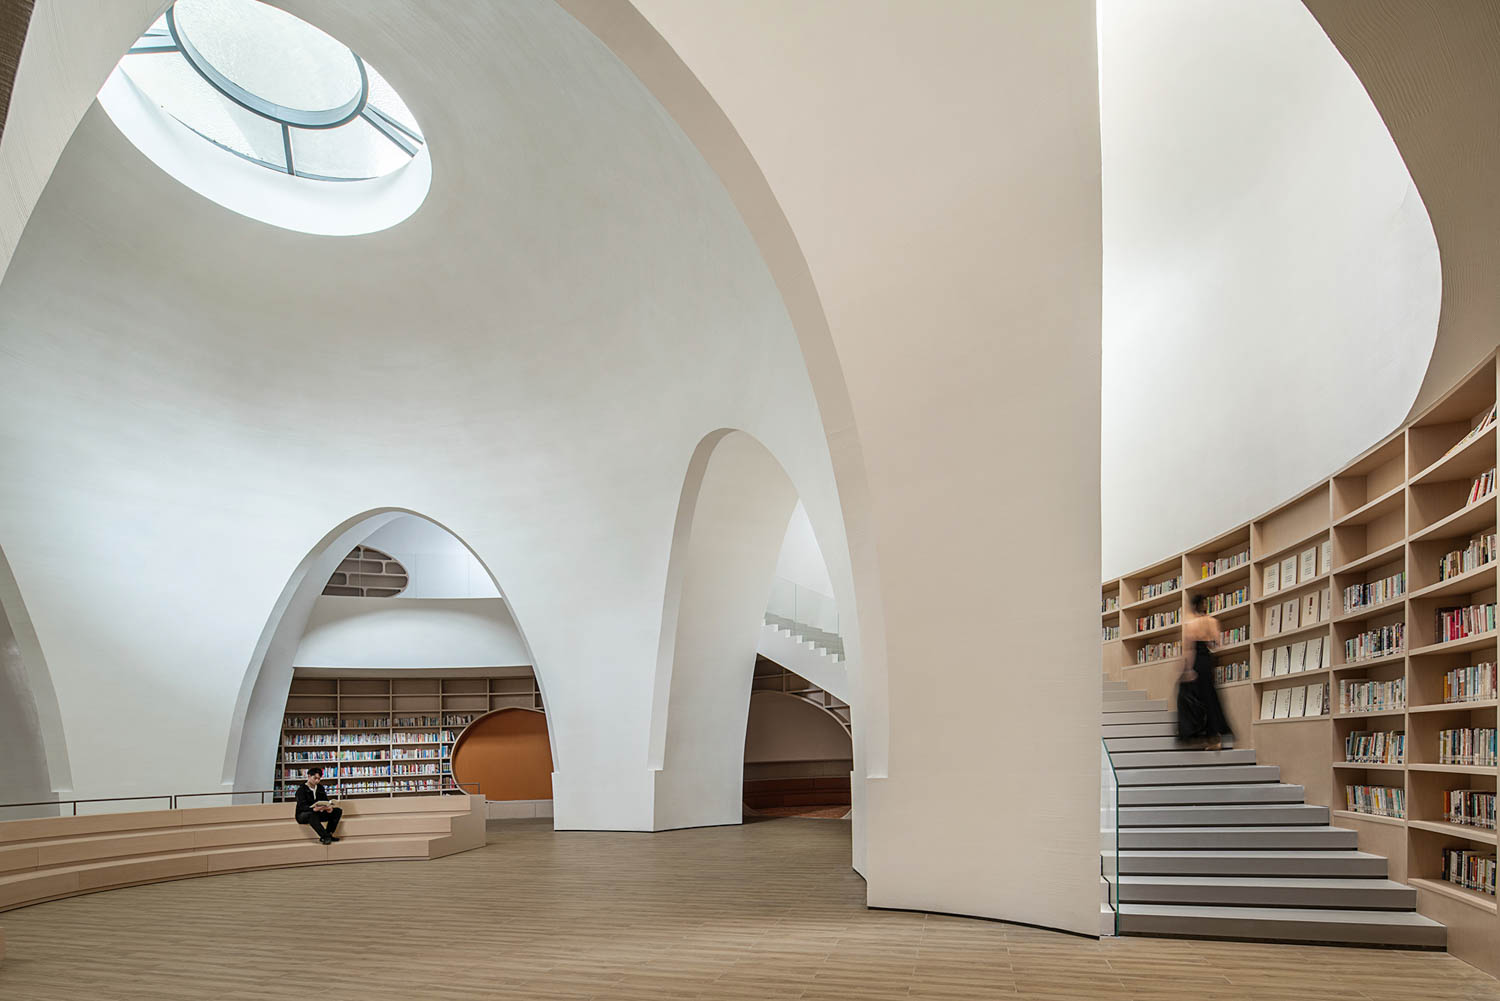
[277,667,543,801]
[1102,352,1500,964]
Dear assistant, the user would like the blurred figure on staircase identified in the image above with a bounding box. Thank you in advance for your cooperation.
[1178,593,1233,749]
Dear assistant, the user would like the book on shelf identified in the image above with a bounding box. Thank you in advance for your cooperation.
[1273,688,1292,719]
[1445,789,1497,830]
[1321,539,1333,576]
[1437,533,1497,581]
[1442,847,1497,897]
[1280,555,1299,590]
[1200,550,1250,579]
[1345,784,1405,819]
[1435,603,1498,643]
[1260,649,1274,678]
[1102,624,1120,643]
[1290,686,1307,716]
[1264,561,1280,595]
[1290,640,1309,674]
[1300,547,1317,583]
[1344,729,1405,764]
[1445,404,1499,461]
[1304,682,1326,717]
[1135,641,1181,664]
[1307,636,1324,671]
[1215,660,1251,685]
[1339,677,1406,713]
[1444,661,1498,703]
[1282,597,1300,632]
[1344,622,1405,663]
[1260,690,1276,720]
[1468,468,1496,506]
[1302,591,1320,625]
[1343,571,1406,614]
[1439,727,1499,767]
[1322,637,1332,668]
[1267,604,1282,635]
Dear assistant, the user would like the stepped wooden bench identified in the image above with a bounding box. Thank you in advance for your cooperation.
[0,794,485,915]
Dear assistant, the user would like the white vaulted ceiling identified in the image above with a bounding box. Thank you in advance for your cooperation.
[1099,0,1440,577]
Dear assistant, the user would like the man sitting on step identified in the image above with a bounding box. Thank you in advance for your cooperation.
[294,767,342,844]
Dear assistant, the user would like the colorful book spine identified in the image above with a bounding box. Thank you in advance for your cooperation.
[1439,728,1499,767]
[1135,641,1182,665]
[1344,623,1405,663]
[1443,847,1497,896]
[1444,662,1498,703]
[1102,624,1120,643]
[1444,789,1498,830]
[1200,550,1250,579]
[1341,572,1406,614]
[1136,609,1180,632]
[1343,730,1405,764]
[1345,784,1405,819]
[1469,468,1497,505]
[1338,678,1407,713]
[1138,577,1181,601]
[1435,603,1498,643]
[1437,534,1498,581]
[1206,586,1249,614]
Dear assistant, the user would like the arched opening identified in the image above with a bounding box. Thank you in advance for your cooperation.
[650,429,851,830]
[223,508,555,802]
[452,707,554,805]
[743,686,851,819]
[0,545,70,818]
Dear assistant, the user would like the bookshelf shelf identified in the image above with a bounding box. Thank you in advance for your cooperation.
[1261,620,1333,645]
[1121,589,1183,614]
[1128,621,1182,642]
[1216,678,1255,690]
[1332,809,1406,828]
[1331,658,1406,675]
[1408,763,1498,775]
[1412,421,1497,487]
[1333,484,1405,528]
[1333,599,1406,625]
[1409,564,1498,602]
[1410,495,1497,544]
[1334,540,1407,577]
[1410,631,1500,659]
[1409,699,1500,715]
[1408,820,1498,845]
[1188,565,1251,592]
[1408,876,1499,915]
[1335,761,1405,771]
[1256,571,1331,606]
[1215,639,1250,656]
[1253,714,1329,726]
[1333,707,1409,720]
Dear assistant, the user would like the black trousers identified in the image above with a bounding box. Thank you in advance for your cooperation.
[297,807,342,839]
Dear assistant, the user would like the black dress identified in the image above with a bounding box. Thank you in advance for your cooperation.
[1178,639,1233,742]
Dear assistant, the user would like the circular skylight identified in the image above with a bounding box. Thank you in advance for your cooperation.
[104,0,429,203]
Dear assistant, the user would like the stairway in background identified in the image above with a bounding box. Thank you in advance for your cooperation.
[1101,678,1445,947]
[763,613,845,661]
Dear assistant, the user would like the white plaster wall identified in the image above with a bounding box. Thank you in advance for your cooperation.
[361,515,500,599]
[743,692,850,764]
[293,597,529,669]
[1099,0,1440,578]
[0,1,852,836]
[773,501,833,596]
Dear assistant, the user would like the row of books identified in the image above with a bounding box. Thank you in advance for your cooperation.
[1215,660,1251,685]
[1102,625,1120,643]
[1445,789,1497,830]
[1261,637,1329,677]
[1219,624,1249,646]
[1445,662,1498,703]
[1344,730,1405,765]
[392,748,448,760]
[283,751,337,763]
[1435,603,1497,643]
[1200,550,1250,579]
[1342,571,1405,615]
[338,750,388,761]
[1437,534,1497,582]
[1345,784,1404,819]
[1266,589,1330,636]
[1345,622,1405,663]
[338,717,390,728]
[1137,576,1181,602]
[1136,609,1179,632]
[1264,540,1332,596]
[1442,846,1497,897]
[1205,585,1248,614]
[284,715,338,729]
[1339,678,1406,713]
[326,780,451,795]
[1102,595,1120,613]
[1439,728,1498,767]
[284,735,339,747]
[1467,468,1496,506]
[1442,405,1497,462]
[1135,641,1180,664]
[1259,683,1327,720]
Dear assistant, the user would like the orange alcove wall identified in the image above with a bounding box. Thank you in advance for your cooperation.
[451,708,554,801]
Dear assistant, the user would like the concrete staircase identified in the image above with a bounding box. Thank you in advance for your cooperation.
[763,612,845,661]
[1101,678,1445,948]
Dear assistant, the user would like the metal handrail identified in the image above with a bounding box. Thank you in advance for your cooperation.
[0,779,484,816]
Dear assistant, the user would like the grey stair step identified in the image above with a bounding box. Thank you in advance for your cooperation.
[1117,903,1445,948]
[1118,825,1359,850]
[1105,735,1214,752]
[1103,690,1151,701]
[1120,803,1329,827]
[1100,711,1177,726]
[1103,680,1130,691]
[1119,783,1305,806]
[1115,764,1279,786]
[1111,749,1256,768]
[1103,700,1169,714]
[1097,722,1180,738]
[1112,850,1389,878]
[1116,875,1416,910]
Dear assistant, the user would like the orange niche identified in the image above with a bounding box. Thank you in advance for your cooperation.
[451,708,554,802]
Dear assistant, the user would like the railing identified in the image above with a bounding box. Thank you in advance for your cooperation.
[1100,739,1119,936]
[0,779,480,821]
[766,576,841,651]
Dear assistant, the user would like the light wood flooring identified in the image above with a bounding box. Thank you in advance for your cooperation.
[0,817,1497,1000]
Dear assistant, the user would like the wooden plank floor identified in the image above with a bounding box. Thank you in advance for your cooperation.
[0,816,1496,1000]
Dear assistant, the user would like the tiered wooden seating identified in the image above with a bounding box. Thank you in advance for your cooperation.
[0,794,484,913]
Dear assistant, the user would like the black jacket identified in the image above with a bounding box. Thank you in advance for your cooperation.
[294,782,333,817]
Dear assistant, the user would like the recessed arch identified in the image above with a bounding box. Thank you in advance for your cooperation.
[650,428,802,830]
[222,506,556,795]
[451,706,553,803]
